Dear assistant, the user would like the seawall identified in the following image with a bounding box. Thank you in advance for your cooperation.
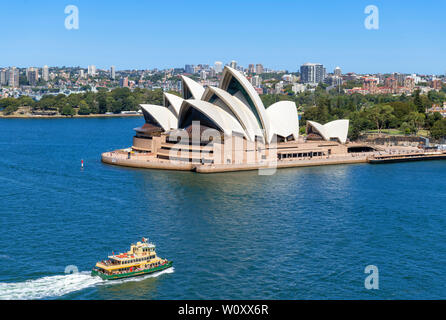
[102,152,368,174]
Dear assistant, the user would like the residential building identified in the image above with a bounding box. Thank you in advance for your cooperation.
[27,67,39,86]
[334,66,342,76]
[185,64,195,74]
[255,64,264,74]
[110,66,116,80]
[88,65,96,76]
[8,67,19,88]
[42,65,49,81]
[251,75,261,87]
[120,77,129,87]
[300,63,326,84]
[248,64,255,74]
[214,61,223,73]
[0,69,7,85]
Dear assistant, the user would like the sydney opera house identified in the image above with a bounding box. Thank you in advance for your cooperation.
[102,66,376,173]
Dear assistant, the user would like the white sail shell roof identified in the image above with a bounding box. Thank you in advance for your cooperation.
[219,66,272,143]
[203,86,263,142]
[163,92,184,117]
[140,104,178,131]
[181,76,205,100]
[266,101,299,141]
[178,99,246,138]
[306,119,349,144]
[136,66,347,146]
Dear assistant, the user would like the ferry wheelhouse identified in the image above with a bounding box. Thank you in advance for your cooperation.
[91,238,173,280]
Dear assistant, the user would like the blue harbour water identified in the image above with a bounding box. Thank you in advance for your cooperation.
[0,117,446,300]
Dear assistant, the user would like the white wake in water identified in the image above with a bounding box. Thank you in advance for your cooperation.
[0,268,174,300]
[0,272,101,300]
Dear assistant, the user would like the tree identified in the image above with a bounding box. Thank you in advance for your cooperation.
[2,105,19,115]
[77,100,91,115]
[430,119,446,140]
[61,105,75,116]
[66,94,82,108]
[18,96,35,107]
[413,90,424,113]
[367,104,394,134]
[0,97,20,110]
[35,95,58,110]
[406,112,425,133]
[389,101,416,127]
[426,112,443,129]
[400,122,416,135]
[97,91,108,114]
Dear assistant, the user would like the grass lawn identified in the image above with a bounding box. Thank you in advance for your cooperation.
[417,129,430,137]
[367,129,403,135]
[366,128,431,137]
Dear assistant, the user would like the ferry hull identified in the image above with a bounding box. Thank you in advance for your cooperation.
[91,261,173,280]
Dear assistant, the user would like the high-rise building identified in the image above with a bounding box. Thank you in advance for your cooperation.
[229,60,237,69]
[300,63,326,84]
[79,69,85,79]
[88,65,96,76]
[248,64,255,74]
[385,77,398,92]
[432,79,442,90]
[255,64,264,74]
[8,67,19,88]
[274,82,283,94]
[110,66,116,80]
[27,67,39,86]
[0,69,7,85]
[200,70,207,80]
[251,75,261,87]
[363,77,378,93]
[334,66,342,76]
[393,72,406,86]
[119,77,129,88]
[332,76,343,87]
[404,76,415,90]
[214,61,223,73]
[185,64,195,74]
[42,65,49,81]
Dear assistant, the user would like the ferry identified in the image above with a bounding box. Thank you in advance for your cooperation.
[91,238,173,280]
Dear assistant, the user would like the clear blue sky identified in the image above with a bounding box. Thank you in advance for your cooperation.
[1,0,445,74]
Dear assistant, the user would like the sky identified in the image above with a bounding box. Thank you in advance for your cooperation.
[1,0,445,74]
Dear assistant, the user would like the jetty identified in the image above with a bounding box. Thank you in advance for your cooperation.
[368,152,446,164]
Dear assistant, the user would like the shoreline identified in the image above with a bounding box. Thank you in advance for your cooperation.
[101,151,370,174]
[0,113,143,119]
[102,148,446,174]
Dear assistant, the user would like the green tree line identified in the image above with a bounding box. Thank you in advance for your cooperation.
[261,85,446,140]
[0,88,167,116]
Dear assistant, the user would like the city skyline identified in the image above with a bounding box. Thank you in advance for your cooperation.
[1,63,446,77]
[1,0,445,74]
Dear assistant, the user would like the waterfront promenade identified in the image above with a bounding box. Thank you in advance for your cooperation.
[101,146,432,173]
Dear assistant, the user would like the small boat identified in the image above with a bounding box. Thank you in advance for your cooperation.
[91,238,173,280]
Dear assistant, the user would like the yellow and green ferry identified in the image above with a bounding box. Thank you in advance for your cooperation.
[91,238,173,280]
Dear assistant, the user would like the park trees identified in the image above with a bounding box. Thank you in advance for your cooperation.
[77,100,91,115]
[367,104,395,134]
[430,119,446,140]
[406,112,425,133]
[61,105,75,116]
